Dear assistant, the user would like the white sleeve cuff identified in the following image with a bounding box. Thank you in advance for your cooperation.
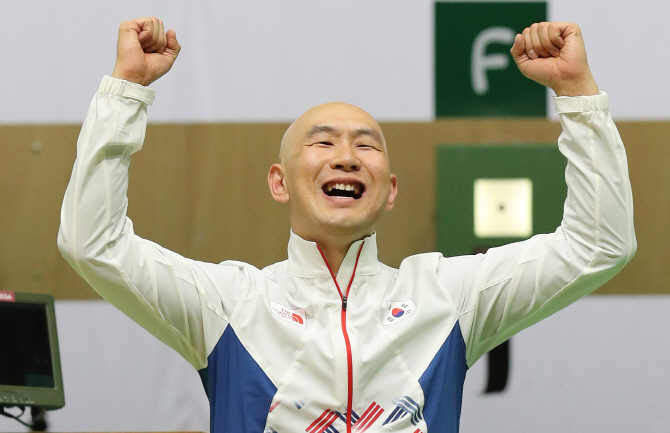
[98,75,156,105]
[552,91,608,114]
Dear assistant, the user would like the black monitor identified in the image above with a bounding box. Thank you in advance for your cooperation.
[0,292,65,410]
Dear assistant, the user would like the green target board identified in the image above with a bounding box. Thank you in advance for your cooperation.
[436,144,567,257]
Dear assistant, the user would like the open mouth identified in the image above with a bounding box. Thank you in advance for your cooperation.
[323,182,365,199]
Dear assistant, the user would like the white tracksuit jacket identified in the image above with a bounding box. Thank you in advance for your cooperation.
[58,76,636,433]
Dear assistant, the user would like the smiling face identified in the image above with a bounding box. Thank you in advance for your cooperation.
[268,102,397,245]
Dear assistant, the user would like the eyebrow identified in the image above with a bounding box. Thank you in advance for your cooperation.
[306,124,383,144]
[306,124,339,138]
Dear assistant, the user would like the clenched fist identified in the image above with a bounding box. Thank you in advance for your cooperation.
[111,17,181,87]
[510,22,599,97]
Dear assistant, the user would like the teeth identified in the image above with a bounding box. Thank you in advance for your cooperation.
[324,182,363,195]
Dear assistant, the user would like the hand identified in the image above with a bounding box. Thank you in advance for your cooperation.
[111,17,181,87]
[510,22,599,97]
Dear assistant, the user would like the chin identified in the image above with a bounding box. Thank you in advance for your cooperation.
[320,216,375,237]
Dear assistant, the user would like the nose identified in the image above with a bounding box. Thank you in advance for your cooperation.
[330,144,360,171]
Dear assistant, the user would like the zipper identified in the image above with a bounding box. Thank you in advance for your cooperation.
[317,241,365,433]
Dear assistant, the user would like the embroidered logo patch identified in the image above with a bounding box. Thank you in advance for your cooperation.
[270,301,306,328]
[383,299,416,326]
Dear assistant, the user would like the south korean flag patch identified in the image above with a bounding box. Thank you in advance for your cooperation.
[383,299,416,326]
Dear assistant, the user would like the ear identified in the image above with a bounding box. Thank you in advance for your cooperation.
[268,163,289,203]
[385,174,398,210]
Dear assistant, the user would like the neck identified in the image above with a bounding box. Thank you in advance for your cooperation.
[316,241,350,276]
[297,229,370,275]
[292,222,373,275]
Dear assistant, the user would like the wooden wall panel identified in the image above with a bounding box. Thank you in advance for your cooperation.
[0,119,666,299]
[613,122,670,294]
[0,126,83,298]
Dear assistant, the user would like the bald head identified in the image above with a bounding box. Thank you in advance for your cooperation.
[279,102,387,164]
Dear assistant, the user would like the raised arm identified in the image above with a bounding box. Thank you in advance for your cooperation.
[58,18,242,369]
[443,23,637,366]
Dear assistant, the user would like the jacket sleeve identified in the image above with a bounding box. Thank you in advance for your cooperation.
[57,76,245,370]
[440,92,637,367]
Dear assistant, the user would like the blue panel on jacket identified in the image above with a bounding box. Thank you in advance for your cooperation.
[419,321,468,433]
[205,326,277,433]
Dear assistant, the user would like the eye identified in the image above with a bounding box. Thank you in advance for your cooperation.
[356,143,377,150]
[316,141,334,146]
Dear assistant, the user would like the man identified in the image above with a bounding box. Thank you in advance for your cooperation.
[58,17,636,433]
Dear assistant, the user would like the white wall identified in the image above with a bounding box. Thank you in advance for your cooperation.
[1,0,667,124]
[1,296,668,432]
[460,295,670,433]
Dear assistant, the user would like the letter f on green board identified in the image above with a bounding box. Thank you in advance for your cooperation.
[434,1,546,117]
[471,27,516,96]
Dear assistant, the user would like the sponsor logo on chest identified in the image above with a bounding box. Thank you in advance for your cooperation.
[270,301,306,328]
[383,299,416,326]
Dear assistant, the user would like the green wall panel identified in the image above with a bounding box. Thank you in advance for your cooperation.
[435,1,547,117]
